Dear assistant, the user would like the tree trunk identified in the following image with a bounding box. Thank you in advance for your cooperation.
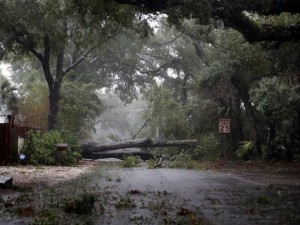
[82,150,154,161]
[48,82,61,130]
[179,74,188,105]
[82,137,152,152]
[12,24,87,131]
[286,111,300,161]
[80,138,198,152]
[266,121,277,161]
[231,78,262,156]
[38,34,63,131]
[46,36,65,130]
[242,92,262,156]
[230,94,245,157]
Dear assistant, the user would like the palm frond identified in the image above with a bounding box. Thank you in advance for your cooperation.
[236,141,253,158]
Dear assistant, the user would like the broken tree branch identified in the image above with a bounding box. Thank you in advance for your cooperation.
[132,118,151,139]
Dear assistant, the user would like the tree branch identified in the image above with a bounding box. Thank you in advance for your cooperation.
[63,47,96,75]
[115,0,300,14]
[114,0,300,42]
[12,28,43,61]
[155,33,183,47]
[223,10,300,43]
[12,30,54,89]
[212,89,229,108]
[41,34,54,87]
[132,118,151,139]
[233,0,300,15]
[133,59,180,75]
[179,26,211,66]
[114,0,183,11]
[142,53,166,60]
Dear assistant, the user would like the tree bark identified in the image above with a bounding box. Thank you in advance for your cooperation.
[82,150,154,161]
[48,82,61,130]
[113,0,300,43]
[231,78,262,156]
[230,93,245,156]
[80,138,198,152]
[241,93,262,156]
[115,0,300,15]
[266,121,277,161]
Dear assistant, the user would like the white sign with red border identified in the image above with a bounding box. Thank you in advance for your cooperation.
[219,118,230,133]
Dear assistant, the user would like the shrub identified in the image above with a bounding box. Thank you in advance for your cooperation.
[63,194,96,214]
[21,130,81,166]
[236,141,253,159]
[114,195,136,209]
[31,211,58,225]
[169,154,200,170]
[191,134,221,161]
[121,155,141,168]
[147,158,157,169]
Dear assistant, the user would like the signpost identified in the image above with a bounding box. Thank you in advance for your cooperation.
[219,118,230,133]
[219,118,231,159]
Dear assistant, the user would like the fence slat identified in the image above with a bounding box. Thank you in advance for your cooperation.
[1,120,37,163]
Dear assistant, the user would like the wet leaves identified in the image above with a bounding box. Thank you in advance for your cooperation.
[128,189,142,195]
[177,207,193,216]
[114,195,136,209]
[255,196,272,205]
[16,206,35,217]
[246,207,256,215]
[2,161,300,225]
[63,193,97,214]
[205,195,221,205]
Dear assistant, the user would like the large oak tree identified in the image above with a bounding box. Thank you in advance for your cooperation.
[111,0,300,43]
[0,0,134,130]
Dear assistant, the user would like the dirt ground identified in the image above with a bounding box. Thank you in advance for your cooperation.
[198,160,300,186]
[0,160,300,225]
[2,160,299,188]
[0,160,97,188]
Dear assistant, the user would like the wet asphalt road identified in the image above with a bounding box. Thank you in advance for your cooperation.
[1,166,299,225]
[94,167,283,225]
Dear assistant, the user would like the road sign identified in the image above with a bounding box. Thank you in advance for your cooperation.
[219,118,230,133]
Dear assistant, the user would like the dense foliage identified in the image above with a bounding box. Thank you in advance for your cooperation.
[21,130,81,166]
[0,0,299,163]
[0,0,137,130]
[0,75,18,115]
[135,17,300,161]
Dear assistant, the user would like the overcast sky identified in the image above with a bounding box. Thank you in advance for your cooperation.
[0,63,12,81]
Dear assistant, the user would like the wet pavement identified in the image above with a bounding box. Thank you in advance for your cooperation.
[91,167,299,225]
[1,166,300,225]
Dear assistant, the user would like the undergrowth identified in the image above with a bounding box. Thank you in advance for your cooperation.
[21,130,81,166]
[121,155,141,168]
[63,193,97,214]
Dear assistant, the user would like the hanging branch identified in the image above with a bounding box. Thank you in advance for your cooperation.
[63,47,96,75]
[132,118,151,139]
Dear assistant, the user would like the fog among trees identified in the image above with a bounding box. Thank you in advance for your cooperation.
[0,0,299,161]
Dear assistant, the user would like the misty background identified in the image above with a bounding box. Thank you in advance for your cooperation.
[92,95,148,143]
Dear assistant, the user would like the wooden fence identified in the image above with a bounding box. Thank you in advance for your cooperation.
[0,115,36,164]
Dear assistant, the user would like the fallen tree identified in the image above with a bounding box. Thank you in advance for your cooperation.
[81,150,154,161]
[80,137,198,152]
[80,138,198,160]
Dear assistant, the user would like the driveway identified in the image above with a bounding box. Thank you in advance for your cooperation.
[1,163,299,225]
